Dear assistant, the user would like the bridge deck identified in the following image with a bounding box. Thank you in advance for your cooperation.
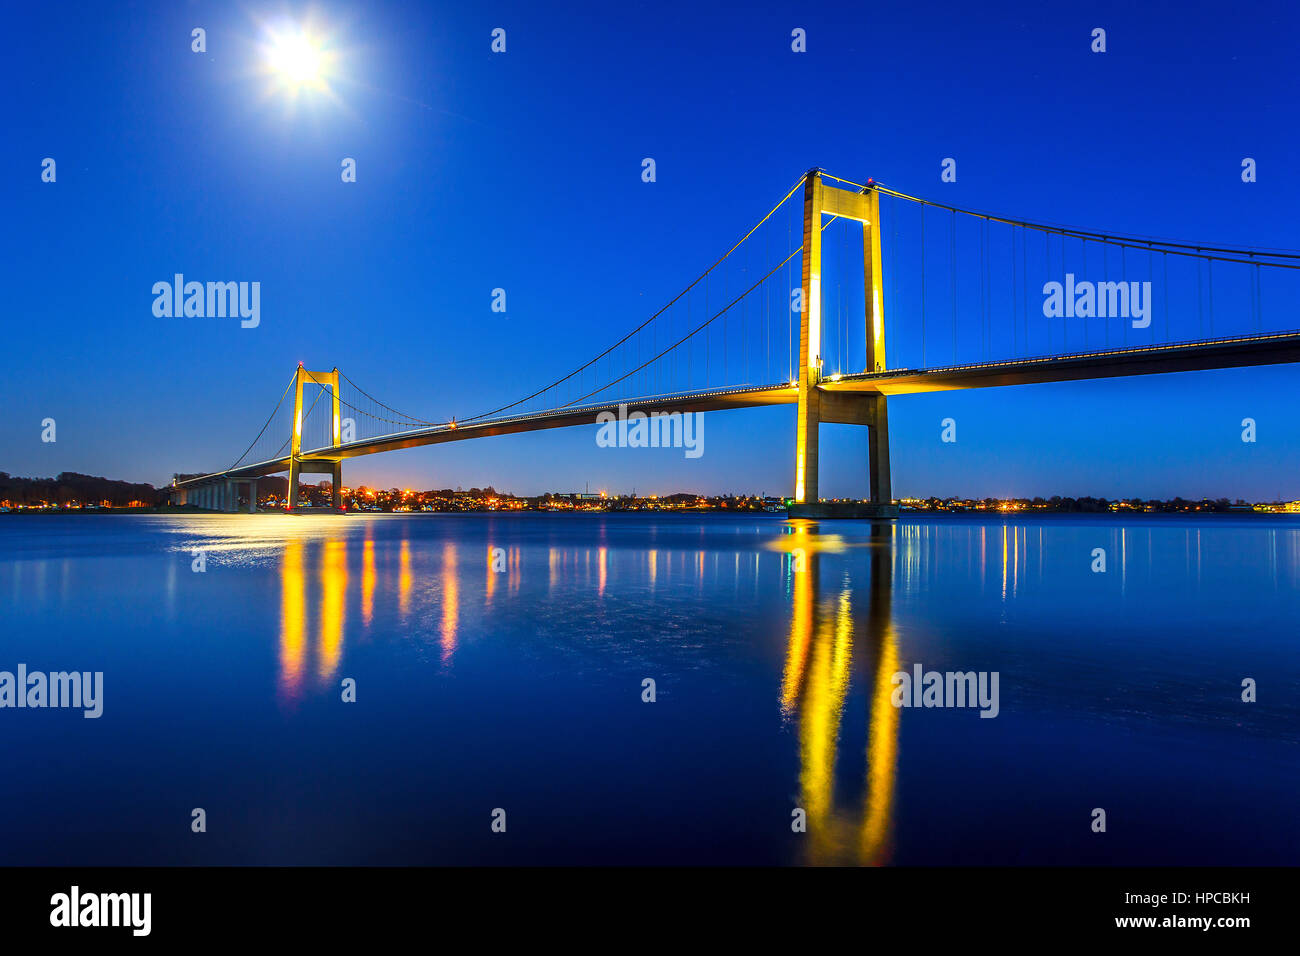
[173,329,1300,488]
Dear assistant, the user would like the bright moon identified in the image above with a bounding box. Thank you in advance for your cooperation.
[272,35,321,83]
[264,27,332,92]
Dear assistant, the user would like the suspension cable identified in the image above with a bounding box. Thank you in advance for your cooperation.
[458,172,812,424]
[340,371,438,425]
[227,371,297,470]
[822,173,1300,263]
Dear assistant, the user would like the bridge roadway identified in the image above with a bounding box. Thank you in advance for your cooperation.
[173,328,1300,490]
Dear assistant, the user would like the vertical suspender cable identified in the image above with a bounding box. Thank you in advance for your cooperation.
[1021,223,1028,356]
[920,204,927,369]
[1082,240,1089,350]
[1207,258,1214,336]
[1045,230,1051,356]
[980,218,987,360]
[1162,251,1170,343]
[1121,246,1128,346]
[951,209,957,364]
[1197,255,1204,338]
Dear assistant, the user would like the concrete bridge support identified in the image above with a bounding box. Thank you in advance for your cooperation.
[791,170,895,517]
[789,390,894,517]
[171,478,259,511]
[286,365,344,513]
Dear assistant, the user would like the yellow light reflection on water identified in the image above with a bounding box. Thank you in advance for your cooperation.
[279,538,306,701]
[440,543,458,662]
[779,524,900,866]
[860,607,899,865]
[361,538,375,629]
[399,539,412,616]
[781,544,813,716]
[798,586,854,861]
[318,539,346,682]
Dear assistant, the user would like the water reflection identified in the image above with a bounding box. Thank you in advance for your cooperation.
[399,539,412,617]
[279,538,306,701]
[777,520,899,866]
[362,538,376,628]
[318,540,346,683]
[440,543,458,662]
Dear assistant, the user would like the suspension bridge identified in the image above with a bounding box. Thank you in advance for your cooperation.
[169,169,1300,515]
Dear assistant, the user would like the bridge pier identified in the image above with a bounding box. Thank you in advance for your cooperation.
[172,477,259,512]
[868,395,892,509]
[789,390,896,518]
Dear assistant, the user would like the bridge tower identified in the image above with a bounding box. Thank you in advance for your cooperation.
[287,364,345,512]
[792,170,894,516]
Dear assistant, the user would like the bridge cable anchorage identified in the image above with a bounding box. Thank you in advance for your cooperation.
[456,172,811,425]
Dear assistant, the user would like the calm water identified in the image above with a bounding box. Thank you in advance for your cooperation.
[2,512,1297,866]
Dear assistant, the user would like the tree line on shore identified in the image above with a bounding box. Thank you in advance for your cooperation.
[0,472,165,507]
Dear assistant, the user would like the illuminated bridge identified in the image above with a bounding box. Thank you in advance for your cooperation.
[169,170,1300,514]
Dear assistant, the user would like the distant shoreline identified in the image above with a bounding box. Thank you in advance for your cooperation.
[3,507,1297,520]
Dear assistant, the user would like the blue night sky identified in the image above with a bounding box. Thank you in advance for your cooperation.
[4,0,1299,500]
